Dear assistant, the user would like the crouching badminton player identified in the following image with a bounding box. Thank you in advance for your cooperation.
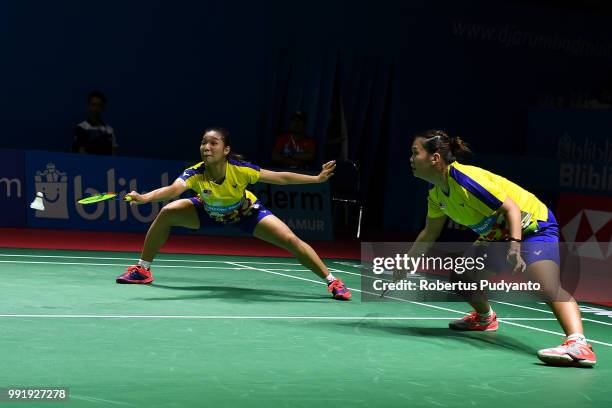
[404,130,596,367]
[116,127,351,300]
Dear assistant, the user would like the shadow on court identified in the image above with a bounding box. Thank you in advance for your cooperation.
[533,362,593,369]
[331,321,538,355]
[138,283,330,303]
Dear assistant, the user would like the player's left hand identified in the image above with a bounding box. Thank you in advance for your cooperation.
[507,246,526,274]
[317,160,336,182]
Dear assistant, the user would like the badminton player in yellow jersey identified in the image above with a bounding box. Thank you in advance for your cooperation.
[115,127,351,300]
[404,130,596,366]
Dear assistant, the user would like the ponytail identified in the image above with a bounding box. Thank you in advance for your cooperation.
[416,130,471,163]
[228,152,246,161]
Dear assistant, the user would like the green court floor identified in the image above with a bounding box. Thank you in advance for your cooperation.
[1,248,611,407]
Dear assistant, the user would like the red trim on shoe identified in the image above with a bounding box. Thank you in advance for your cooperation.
[327,279,352,300]
[449,311,498,331]
[537,339,597,367]
[116,265,154,284]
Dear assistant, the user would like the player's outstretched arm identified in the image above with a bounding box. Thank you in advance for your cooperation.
[125,179,188,205]
[259,160,336,185]
[392,216,447,283]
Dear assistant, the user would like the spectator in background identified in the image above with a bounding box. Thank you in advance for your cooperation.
[271,111,316,169]
[72,90,118,155]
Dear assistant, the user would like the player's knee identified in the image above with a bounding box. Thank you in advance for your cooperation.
[284,233,302,252]
[536,282,563,302]
[157,204,182,224]
[526,271,564,301]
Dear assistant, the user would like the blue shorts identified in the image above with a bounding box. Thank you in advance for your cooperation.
[522,208,561,266]
[467,208,561,269]
[188,198,272,235]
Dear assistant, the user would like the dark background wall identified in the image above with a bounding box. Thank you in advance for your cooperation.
[2,0,611,234]
[0,0,267,162]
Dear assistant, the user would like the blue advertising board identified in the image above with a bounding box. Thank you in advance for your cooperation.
[22,151,334,240]
[250,182,333,241]
[25,151,186,232]
[0,149,26,227]
[528,108,612,162]
[528,108,612,195]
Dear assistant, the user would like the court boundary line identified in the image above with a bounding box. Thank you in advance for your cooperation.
[7,254,606,323]
[0,260,310,273]
[0,314,558,321]
[2,255,610,347]
[229,261,612,347]
[490,301,612,328]
[330,265,612,328]
[0,253,303,266]
[9,259,609,328]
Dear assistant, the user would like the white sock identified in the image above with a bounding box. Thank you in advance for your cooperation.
[567,333,587,343]
[138,259,152,269]
[325,274,336,283]
[477,308,493,321]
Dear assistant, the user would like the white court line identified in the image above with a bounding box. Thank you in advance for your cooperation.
[0,253,364,276]
[0,260,245,270]
[328,267,362,278]
[323,264,612,348]
[0,254,432,285]
[491,301,612,327]
[0,258,386,284]
[0,314,557,321]
[492,320,585,342]
[0,315,455,320]
[0,253,301,266]
[329,264,612,328]
[0,257,593,323]
[492,301,553,314]
[333,261,361,268]
[330,262,612,327]
[227,261,327,286]
[334,267,612,328]
[5,254,605,323]
[0,259,308,273]
[2,256,611,347]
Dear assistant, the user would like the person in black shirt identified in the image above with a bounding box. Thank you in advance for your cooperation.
[72,90,118,155]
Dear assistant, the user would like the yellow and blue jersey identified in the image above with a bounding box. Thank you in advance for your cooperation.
[427,162,549,240]
[178,159,261,223]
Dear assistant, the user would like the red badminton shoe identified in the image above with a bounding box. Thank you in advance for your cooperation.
[537,339,596,367]
[449,311,498,331]
[327,279,351,300]
[116,265,154,284]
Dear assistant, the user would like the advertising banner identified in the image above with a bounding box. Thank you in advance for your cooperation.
[25,151,184,232]
[22,152,333,240]
[250,182,333,241]
[528,108,612,195]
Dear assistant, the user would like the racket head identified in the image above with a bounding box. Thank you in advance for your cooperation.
[77,193,118,204]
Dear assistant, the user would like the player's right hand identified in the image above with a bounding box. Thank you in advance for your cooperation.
[125,191,147,205]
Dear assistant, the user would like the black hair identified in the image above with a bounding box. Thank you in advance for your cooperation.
[415,129,471,163]
[203,127,246,162]
[88,90,107,104]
